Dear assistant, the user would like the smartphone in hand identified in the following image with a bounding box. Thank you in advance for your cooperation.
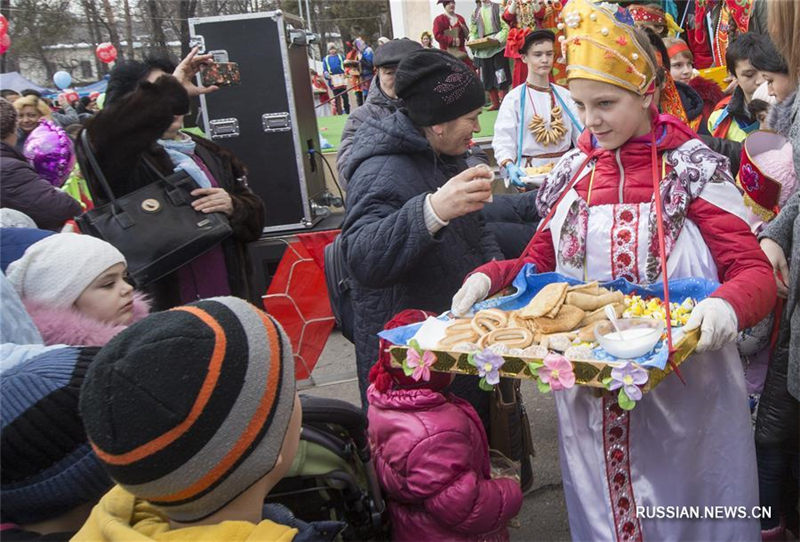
[201,62,241,87]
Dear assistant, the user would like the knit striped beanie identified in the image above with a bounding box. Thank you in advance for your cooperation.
[1,347,112,524]
[79,296,296,522]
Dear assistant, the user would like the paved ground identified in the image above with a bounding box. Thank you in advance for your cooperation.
[302,330,571,541]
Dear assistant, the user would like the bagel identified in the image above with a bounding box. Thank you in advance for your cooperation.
[485,327,535,349]
[437,319,480,349]
[471,308,509,335]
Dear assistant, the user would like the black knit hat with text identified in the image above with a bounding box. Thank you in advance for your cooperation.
[395,48,485,126]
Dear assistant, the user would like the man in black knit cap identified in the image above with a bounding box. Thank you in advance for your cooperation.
[339,47,499,420]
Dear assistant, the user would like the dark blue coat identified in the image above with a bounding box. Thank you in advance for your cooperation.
[341,111,503,397]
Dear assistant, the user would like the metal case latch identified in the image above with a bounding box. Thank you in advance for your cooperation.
[262,112,291,132]
[209,118,240,138]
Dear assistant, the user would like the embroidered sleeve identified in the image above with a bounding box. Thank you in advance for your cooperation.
[535,148,586,217]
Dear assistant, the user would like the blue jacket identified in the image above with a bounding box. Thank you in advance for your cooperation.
[341,111,502,394]
[323,54,345,78]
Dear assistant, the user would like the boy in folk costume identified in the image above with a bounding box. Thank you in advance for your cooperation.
[453,0,775,539]
[469,0,511,110]
[433,0,474,69]
[492,30,581,188]
[502,0,541,87]
[684,0,764,69]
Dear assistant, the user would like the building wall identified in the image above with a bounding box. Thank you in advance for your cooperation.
[390,0,477,45]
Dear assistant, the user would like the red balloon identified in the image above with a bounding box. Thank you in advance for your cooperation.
[62,90,79,104]
[96,42,117,64]
[0,14,8,37]
[0,33,9,56]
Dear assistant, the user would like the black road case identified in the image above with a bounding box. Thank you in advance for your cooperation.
[189,11,327,233]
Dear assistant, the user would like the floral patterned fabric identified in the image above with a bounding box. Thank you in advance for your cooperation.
[544,138,734,283]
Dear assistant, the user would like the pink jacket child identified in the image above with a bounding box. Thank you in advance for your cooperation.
[367,310,523,542]
[6,233,150,347]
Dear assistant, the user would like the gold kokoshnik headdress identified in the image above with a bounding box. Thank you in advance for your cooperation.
[557,0,656,95]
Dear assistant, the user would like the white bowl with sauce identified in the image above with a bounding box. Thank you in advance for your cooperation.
[594,318,666,359]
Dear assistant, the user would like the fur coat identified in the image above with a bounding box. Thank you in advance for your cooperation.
[24,292,150,347]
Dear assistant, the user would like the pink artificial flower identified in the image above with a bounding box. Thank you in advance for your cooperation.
[406,348,436,382]
[538,353,575,391]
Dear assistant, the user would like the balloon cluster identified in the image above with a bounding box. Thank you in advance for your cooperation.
[23,119,76,188]
[0,14,9,55]
[96,42,117,63]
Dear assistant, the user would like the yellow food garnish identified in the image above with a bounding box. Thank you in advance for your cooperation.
[623,294,696,327]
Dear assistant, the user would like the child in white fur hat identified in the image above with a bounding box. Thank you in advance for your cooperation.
[5,233,150,346]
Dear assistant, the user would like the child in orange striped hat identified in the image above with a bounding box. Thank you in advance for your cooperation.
[74,296,304,541]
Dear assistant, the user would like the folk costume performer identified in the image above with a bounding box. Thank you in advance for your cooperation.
[453,1,776,540]
[493,29,582,188]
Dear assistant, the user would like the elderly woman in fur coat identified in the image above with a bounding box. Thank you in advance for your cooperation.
[78,49,265,310]
[6,233,149,347]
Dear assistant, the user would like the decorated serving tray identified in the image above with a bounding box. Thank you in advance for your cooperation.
[381,267,714,409]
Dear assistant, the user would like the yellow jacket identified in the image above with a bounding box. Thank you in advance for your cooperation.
[71,486,297,542]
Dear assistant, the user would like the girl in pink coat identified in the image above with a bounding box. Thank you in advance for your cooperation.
[367,309,523,542]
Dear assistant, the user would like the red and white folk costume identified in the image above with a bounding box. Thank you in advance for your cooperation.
[471,1,774,539]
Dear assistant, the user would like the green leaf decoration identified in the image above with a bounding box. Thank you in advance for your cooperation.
[408,339,422,354]
[601,377,613,388]
[401,361,415,377]
[618,389,636,411]
[479,378,495,391]
[527,361,544,373]
[537,379,552,394]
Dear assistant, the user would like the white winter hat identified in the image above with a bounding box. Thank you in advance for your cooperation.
[0,209,37,229]
[6,233,126,308]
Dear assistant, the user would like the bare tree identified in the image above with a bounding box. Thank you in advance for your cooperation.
[100,0,124,61]
[82,0,108,77]
[178,0,198,57]
[122,0,135,59]
[9,0,76,80]
[144,0,168,54]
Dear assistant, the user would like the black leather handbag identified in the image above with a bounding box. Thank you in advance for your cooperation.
[76,130,232,287]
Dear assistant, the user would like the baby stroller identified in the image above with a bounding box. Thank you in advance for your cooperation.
[266,395,388,541]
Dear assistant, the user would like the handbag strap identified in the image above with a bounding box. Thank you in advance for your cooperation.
[79,129,119,210]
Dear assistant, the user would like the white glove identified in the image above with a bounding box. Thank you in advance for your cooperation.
[451,273,491,316]
[683,297,739,352]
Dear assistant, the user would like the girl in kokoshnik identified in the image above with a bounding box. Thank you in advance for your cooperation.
[492,29,581,189]
[451,1,776,539]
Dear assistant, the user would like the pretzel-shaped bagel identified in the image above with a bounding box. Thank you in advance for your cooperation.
[471,309,509,335]
[485,328,535,349]
[438,319,480,349]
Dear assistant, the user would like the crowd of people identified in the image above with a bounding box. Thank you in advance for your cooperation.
[1,0,799,541]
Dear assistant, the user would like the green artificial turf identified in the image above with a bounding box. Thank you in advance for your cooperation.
[317,109,499,153]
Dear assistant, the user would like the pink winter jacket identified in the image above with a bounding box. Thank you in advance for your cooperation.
[367,385,523,542]
[24,292,150,347]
